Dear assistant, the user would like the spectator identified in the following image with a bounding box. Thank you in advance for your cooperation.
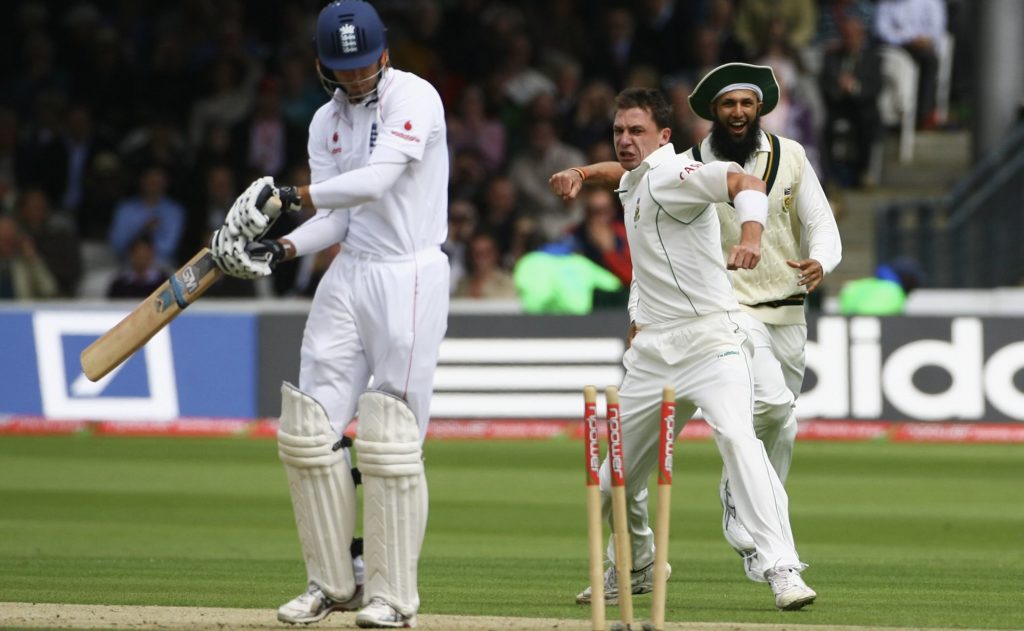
[454,232,518,300]
[508,119,585,240]
[106,235,169,299]
[733,0,818,59]
[188,55,261,150]
[588,7,638,90]
[820,14,884,187]
[241,77,295,179]
[15,187,81,297]
[448,84,507,174]
[558,186,632,287]
[758,63,824,178]
[61,104,112,217]
[449,147,490,202]
[816,0,877,50]
[443,199,478,295]
[0,215,59,300]
[118,111,191,202]
[568,80,617,156]
[631,0,701,79]
[874,0,947,129]
[107,165,185,267]
[478,174,542,269]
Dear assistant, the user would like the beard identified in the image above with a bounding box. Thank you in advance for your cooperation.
[709,117,762,166]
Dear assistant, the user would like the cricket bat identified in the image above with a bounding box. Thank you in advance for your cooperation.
[80,195,282,382]
[80,247,224,382]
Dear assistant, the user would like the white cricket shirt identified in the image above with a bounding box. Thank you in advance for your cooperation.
[619,143,744,325]
[303,68,449,256]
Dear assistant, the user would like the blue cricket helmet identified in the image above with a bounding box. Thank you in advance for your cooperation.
[315,0,388,72]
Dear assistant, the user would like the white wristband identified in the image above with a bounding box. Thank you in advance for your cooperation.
[733,189,768,226]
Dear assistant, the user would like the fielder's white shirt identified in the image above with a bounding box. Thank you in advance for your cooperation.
[619,143,744,325]
[299,69,448,256]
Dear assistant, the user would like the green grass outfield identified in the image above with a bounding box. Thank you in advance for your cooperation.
[0,433,1022,629]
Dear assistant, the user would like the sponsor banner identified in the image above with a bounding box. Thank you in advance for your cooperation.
[796,420,892,441]
[0,310,257,422]
[2,416,1024,443]
[890,422,1024,443]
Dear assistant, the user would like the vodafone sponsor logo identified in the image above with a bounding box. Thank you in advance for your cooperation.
[390,130,421,143]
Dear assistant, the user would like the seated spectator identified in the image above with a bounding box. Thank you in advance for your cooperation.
[443,199,478,295]
[15,187,82,297]
[820,14,884,187]
[107,165,186,267]
[454,232,518,300]
[0,215,59,300]
[106,235,169,299]
[551,187,632,287]
[478,175,544,269]
[733,0,818,60]
[448,85,507,174]
[874,0,947,129]
[508,119,585,241]
[816,0,877,50]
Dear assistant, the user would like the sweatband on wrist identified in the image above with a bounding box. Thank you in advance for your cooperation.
[733,189,768,226]
[570,167,588,181]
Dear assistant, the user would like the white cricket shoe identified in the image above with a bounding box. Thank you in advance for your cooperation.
[766,565,817,610]
[355,597,417,628]
[277,582,363,624]
[721,480,755,553]
[574,562,671,605]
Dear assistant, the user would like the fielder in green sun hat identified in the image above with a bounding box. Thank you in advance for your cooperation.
[687,62,780,121]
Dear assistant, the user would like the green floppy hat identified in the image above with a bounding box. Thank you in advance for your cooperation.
[688,63,780,121]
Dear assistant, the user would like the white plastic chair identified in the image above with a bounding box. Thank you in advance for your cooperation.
[877,45,918,163]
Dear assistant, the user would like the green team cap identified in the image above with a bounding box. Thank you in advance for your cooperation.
[688,62,780,121]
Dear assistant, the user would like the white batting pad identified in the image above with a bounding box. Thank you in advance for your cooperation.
[354,391,426,616]
[277,382,358,601]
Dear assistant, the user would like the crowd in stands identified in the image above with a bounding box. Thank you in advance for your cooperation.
[0,0,964,307]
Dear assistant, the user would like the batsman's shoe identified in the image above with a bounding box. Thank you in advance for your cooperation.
[574,561,671,605]
[355,597,417,628]
[766,566,817,610]
[721,480,756,553]
[277,583,363,624]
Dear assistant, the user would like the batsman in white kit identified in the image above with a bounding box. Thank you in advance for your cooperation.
[569,88,817,610]
[210,1,449,627]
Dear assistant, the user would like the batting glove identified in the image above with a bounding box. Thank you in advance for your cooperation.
[275,186,303,213]
[225,176,280,241]
[245,239,287,271]
[211,229,271,279]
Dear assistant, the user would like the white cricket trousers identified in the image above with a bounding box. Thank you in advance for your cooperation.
[601,311,802,571]
[298,247,450,438]
[733,312,807,483]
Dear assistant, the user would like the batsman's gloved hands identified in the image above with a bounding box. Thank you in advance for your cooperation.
[275,185,303,213]
[225,176,280,241]
[210,228,272,279]
[245,239,287,271]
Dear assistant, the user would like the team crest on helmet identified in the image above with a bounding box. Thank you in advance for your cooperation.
[339,23,358,53]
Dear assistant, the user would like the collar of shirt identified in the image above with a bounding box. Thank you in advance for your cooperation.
[619,142,677,192]
[700,130,770,172]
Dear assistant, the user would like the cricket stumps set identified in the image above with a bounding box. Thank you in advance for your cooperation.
[583,385,676,631]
